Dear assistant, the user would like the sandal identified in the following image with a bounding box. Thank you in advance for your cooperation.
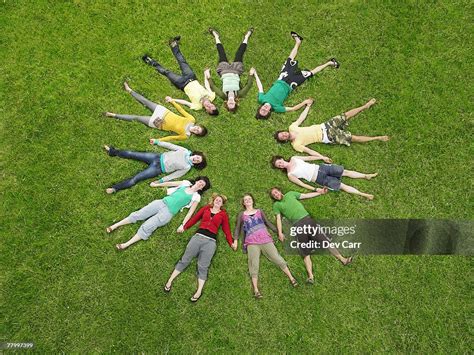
[168,36,181,46]
[208,27,219,37]
[306,277,315,285]
[290,278,299,288]
[164,284,172,293]
[330,57,340,69]
[106,226,113,234]
[190,294,201,303]
[115,244,124,251]
[246,27,254,37]
[290,31,304,41]
[254,291,263,299]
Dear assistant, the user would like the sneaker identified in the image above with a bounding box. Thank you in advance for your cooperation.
[330,57,340,69]
[168,36,181,47]
[142,54,157,67]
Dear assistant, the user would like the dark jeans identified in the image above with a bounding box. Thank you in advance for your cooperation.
[216,43,247,64]
[108,148,162,192]
[154,44,197,90]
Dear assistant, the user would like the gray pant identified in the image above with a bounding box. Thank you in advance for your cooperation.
[175,234,217,280]
[113,90,159,126]
[128,199,173,240]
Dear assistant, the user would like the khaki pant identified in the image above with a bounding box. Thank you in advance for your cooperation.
[247,243,287,278]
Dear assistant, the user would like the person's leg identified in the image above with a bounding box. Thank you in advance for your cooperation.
[302,255,314,280]
[233,28,253,63]
[351,135,390,143]
[340,182,374,200]
[170,236,201,288]
[310,60,335,75]
[107,147,160,165]
[289,37,302,61]
[110,164,161,192]
[107,197,164,232]
[117,233,142,250]
[342,169,378,180]
[261,243,296,282]
[106,217,132,233]
[143,54,189,90]
[247,245,261,295]
[106,113,152,127]
[216,43,228,63]
[193,239,217,299]
[165,269,182,290]
[129,90,158,112]
[170,43,195,79]
[344,98,377,120]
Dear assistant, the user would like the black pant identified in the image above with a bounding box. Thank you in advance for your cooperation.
[109,148,163,192]
[216,43,247,64]
[154,44,197,90]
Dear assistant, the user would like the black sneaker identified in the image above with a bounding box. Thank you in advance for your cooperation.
[142,54,158,67]
[330,57,340,69]
[168,36,181,47]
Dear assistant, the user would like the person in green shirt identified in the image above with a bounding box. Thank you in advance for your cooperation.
[255,31,339,119]
[206,27,256,113]
[270,187,353,284]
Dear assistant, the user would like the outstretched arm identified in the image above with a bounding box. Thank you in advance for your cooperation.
[288,174,316,191]
[286,98,313,115]
[238,68,255,98]
[180,201,200,230]
[151,139,186,151]
[203,69,214,93]
[208,77,226,100]
[275,214,285,242]
[254,70,264,93]
[301,147,332,163]
[299,187,329,200]
[168,97,194,119]
[150,180,183,188]
[172,98,193,108]
[157,134,188,142]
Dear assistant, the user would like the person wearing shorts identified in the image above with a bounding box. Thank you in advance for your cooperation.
[271,156,378,200]
[142,36,218,116]
[270,187,353,283]
[254,31,339,119]
[103,82,207,141]
[274,98,390,155]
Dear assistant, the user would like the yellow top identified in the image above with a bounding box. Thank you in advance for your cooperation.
[159,101,196,142]
[289,123,323,152]
[183,80,216,110]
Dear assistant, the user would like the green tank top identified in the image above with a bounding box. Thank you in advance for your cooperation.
[163,186,194,215]
[222,73,240,93]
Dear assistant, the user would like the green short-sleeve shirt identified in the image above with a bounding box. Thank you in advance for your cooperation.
[258,80,291,113]
[272,191,309,223]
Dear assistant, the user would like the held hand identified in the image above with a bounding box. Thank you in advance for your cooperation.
[231,240,238,251]
[150,181,162,188]
[305,98,314,106]
[316,187,329,195]
[249,67,256,75]
[165,96,173,103]
[204,68,211,78]
[177,225,185,233]
[278,233,285,242]
[150,138,156,145]
[323,156,333,164]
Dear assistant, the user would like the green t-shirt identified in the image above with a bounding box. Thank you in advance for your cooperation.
[272,191,309,223]
[258,80,291,113]
[163,181,200,215]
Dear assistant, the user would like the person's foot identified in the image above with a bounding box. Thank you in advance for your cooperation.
[102,112,116,118]
[330,57,340,69]
[208,27,219,38]
[106,188,116,194]
[103,145,110,152]
[164,283,172,293]
[290,278,299,288]
[142,54,158,67]
[341,256,354,266]
[306,277,315,285]
[115,243,125,251]
[366,194,374,201]
[190,291,202,302]
[169,36,181,47]
[106,226,114,233]
[244,27,254,39]
[290,31,303,43]
[365,173,378,180]
[366,98,377,107]
[123,81,132,93]
[380,136,390,142]
[254,290,263,299]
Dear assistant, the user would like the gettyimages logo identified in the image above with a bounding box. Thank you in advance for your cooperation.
[290,224,357,238]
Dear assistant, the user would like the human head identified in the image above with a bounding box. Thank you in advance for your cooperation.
[241,193,255,209]
[269,187,283,201]
[271,155,287,170]
[203,99,219,116]
[190,125,208,137]
[190,151,207,170]
[274,130,290,143]
[255,103,272,119]
[224,98,238,113]
[190,176,211,195]
[209,193,228,209]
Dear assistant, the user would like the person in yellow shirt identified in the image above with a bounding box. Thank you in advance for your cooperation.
[142,36,218,116]
[104,82,207,142]
[274,98,389,157]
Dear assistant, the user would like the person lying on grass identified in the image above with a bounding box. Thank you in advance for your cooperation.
[254,31,339,119]
[205,27,255,113]
[271,156,377,200]
[103,82,207,142]
[234,193,298,299]
[106,177,211,250]
[103,142,206,194]
[270,187,353,284]
[274,98,389,153]
[164,193,235,303]
[142,36,218,116]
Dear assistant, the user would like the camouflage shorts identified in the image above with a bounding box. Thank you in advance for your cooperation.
[325,114,352,146]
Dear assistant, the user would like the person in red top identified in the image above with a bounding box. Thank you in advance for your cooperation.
[164,193,237,302]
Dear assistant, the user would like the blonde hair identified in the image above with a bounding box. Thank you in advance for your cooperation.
[208,192,228,206]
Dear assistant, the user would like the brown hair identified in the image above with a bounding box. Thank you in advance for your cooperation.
[241,193,256,209]
[269,186,282,201]
[208,192,228,206]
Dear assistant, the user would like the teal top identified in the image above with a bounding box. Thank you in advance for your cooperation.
[258,80,292,113]
[163,186,195,215]
[222,73,240,93]
[272,191,308,223]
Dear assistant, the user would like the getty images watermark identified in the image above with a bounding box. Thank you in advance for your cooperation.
[289,224,362,250]
[0,342,34,349]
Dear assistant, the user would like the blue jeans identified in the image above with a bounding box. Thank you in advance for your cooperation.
[154,44,197,90]
[109,148,162,192]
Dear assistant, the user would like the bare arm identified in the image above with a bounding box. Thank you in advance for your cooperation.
[181,200,199,227]
[301,147,332,163]
[169,99,194,119]
[254,71,264,93]
[172,98,192,107]
[149,180,183,188]
[288,99,313,118]
[203,69,213,93]
[299,187,329,200]
[276,214,285,242]
[288,174,316,191]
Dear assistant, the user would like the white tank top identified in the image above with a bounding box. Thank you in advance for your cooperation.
[289,158,319,182]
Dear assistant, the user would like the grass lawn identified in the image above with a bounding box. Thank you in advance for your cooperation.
[1,0,472,353]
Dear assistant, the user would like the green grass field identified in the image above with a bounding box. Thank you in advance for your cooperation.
[1,0,472,353]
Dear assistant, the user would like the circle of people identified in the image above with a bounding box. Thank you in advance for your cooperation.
[104,29,390,302]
